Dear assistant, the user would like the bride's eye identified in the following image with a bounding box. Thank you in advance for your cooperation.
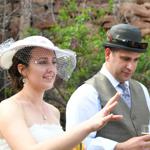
[52,58,57,65]
[34,57,57,66]
[34,59,48,65]
[37,60,48,65]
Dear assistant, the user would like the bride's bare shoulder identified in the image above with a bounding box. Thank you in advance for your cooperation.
[0,95,22,119]
[0,95,17,106]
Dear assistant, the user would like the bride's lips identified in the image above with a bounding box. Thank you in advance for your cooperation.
[43,74,55,81]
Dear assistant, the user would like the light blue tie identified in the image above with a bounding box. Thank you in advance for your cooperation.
[118,83,131,108]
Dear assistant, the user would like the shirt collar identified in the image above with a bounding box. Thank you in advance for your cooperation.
[100,63,129,88]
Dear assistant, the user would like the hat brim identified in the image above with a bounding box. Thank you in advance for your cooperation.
[0,36,76,70]
[103,42,146,53]
[0,36,76,80]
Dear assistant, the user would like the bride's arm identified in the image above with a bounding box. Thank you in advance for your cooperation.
[0,92,122,150]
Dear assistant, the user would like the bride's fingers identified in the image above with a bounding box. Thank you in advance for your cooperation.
[102,92,121,115]
[103,101,118,115]
[111,115,123,121]
[105,92,121,107]
[102,114,114,124]
[103,114,123,124]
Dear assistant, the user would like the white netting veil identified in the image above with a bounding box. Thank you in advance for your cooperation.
[55,48,76,80]
[0,38,16,69]
[0,36,76,80]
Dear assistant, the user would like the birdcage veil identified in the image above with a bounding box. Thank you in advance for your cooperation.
[0,36,76,81]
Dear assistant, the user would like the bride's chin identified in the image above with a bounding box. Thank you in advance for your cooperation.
[45,83,54,90]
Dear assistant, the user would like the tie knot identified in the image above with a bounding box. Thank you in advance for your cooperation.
[118,83,127,90]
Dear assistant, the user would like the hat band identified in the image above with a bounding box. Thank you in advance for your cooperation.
[111,38,148,49]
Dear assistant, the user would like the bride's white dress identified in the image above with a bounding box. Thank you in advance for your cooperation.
[0,124,64,150]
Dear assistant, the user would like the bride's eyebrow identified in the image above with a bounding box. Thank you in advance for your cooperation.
[33,57,49,60]
[34,56,57,61]
[38,57,48,60]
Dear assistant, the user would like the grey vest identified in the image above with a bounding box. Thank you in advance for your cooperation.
[86,72,150,142]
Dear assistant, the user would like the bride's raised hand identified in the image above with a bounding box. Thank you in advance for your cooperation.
[86,92,123,132]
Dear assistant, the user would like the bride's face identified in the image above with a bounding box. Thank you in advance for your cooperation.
[24,47,57,90]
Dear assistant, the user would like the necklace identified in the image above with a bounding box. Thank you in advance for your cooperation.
[19,92,48,121]
[42,113,47,120]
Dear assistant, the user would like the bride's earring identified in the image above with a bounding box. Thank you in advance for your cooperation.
[22,78,26,84]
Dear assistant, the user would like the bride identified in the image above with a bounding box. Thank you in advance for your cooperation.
[0,36,122,150]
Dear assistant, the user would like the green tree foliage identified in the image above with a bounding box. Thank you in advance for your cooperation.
[133,36,150,91]
[21,0,150,101]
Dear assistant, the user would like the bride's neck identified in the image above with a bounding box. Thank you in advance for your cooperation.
[18,85,44,104]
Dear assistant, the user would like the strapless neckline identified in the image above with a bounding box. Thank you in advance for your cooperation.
[29,123,62,129]
[0,123,64,150]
